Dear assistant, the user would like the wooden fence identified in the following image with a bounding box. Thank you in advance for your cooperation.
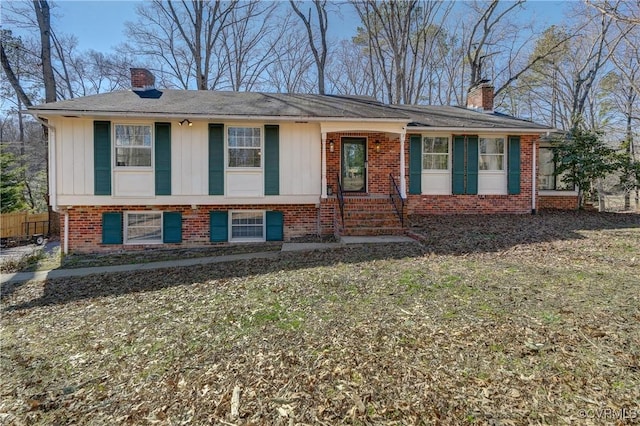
[0,211,49,239]
[603,195,640,212]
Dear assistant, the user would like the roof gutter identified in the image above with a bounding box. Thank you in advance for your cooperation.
[406,127,554,134]
[25,109,410,123]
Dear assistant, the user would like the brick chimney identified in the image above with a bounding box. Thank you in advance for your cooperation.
[466,80,494,112]
[130,68,162,98]
[130,68,156,91]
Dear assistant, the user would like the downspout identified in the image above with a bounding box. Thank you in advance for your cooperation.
[321,132,327,199]
[532,137,537,214]
[399,131,407,198]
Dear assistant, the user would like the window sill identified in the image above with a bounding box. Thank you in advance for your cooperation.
[114,167,153,171]
[124,241,163,245]
[226,168,263,172]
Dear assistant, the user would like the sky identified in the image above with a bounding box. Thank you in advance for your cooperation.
[40,0,574,54]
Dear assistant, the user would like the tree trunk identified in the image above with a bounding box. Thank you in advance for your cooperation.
[597,178,605,212]
[34,0,56,103]
[0,42,33,107]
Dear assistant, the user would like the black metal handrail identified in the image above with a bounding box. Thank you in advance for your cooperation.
[336,173,345,226]
[389,174,404,227]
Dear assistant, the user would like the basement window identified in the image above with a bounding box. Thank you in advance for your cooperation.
[125,212,162,244]
[230,211,264,242]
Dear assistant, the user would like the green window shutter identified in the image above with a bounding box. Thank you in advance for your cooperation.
[408,135,422,195]
[466,136,479,195]
[102,212,122,244]
[266,211,284,241]
[210,211,228,242]
[264,125,280,195]
[208,124,224,195]
[163,211,182,243]
[452,136,466,195]
[94,121,111,195]
[508,136,521,195]
[155,122,172,195]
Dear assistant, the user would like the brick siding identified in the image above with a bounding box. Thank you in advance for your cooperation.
[326,132,401,195]
[61,204,319,253]
[538,195,579,210]
[61,133,577,252]
[405,134,537,215]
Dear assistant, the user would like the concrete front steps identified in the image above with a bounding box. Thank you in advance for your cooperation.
[336,196,405,236]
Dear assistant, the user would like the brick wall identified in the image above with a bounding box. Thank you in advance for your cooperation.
[407,194,531,214]
[326,132,401,195]
[319,198,337,236]
[538,195,579,210]
[61,204,319,253]
[406,134,537,215]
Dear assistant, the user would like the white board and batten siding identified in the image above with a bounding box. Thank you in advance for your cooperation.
[57,118,93,196]
[53,118,322,205]
[171,123,209,196]
[279,122,321,196]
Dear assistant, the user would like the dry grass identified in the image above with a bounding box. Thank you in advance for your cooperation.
[1,212,639,425]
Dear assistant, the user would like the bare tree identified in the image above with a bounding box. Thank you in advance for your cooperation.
[265,24,316,93]
[1,33,34,108]
[587,0,640,24]
[463,0,574,108]
[126,0,237,90]
[220,1,281,91]
[327,39,377,97]
[602,32,640,208]
[289,0,329,94]
[33,0,56,103]
[351,0,453,104]
[465,0,525,86]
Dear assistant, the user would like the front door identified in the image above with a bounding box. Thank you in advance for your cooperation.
[341,137,367,192]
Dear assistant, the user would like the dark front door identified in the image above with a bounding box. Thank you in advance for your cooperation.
[341,137,367,192]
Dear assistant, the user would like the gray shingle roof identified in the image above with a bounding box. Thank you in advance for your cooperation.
[28,90,408,120]
[392,104,550,130]
[29,90,551,130]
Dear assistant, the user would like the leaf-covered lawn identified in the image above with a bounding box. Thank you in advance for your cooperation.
[1,212,639,425]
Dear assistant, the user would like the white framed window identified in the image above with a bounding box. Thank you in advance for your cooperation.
[115,124,153,167]
[228,127,261,168]
[125,212,162,244]
[539,147,573,190]
[230,211,264,241]
[422,136,449,170]
[479,137,505,171]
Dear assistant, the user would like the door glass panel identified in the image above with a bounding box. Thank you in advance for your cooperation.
[341,138,366,191]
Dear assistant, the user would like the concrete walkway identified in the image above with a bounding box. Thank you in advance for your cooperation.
[1,236,416,285]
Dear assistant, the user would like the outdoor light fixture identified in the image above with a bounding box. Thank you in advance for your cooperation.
[179,119,193,127]
[329,141,334,152]
[375,139,381,152]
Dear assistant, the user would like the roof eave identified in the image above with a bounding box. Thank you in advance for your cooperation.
[406,126,553,134]
[26,109,410,123]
